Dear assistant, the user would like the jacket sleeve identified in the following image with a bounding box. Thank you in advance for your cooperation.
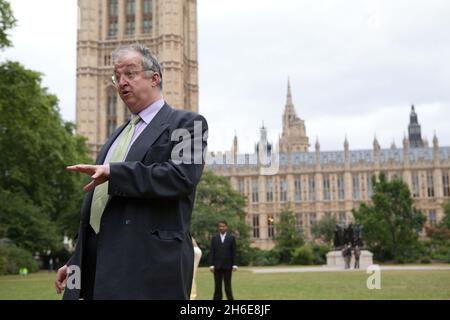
[208,237,215,266]
[231,236,237,266]
[108,114,208,199]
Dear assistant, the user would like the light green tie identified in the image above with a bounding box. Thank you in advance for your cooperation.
[89,114,141,234]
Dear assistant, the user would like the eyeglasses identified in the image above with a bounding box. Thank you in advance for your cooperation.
[111,69,157,86]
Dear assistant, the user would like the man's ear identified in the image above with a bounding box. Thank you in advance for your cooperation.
[151,73,161,88]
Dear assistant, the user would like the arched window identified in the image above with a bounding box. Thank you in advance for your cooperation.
[125,0,136,35]
[108,0,119,38]
[106,89,117,137]
[142,0,153,34]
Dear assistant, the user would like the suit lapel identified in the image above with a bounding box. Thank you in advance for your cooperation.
[125,103,172,162]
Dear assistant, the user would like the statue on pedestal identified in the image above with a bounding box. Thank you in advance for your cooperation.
[334,223,364,249]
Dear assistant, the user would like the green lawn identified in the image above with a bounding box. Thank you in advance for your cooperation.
[0,266,449,300]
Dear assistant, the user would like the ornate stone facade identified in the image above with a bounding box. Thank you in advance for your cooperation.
[76,0,198,156]
[208,81,450,249]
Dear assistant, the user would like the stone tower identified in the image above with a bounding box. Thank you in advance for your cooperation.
[408,105,424,148]
[278,79,310,152]
[76,0,198,156]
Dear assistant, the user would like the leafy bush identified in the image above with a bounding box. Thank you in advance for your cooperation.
[396,241,426,264]
[311,244,331,265]
[429,243,450,262]
[0,242,38,275]
[291,245,314,265]
[425,226,450,263]
[420,256,431,264]
[249,248,280,266]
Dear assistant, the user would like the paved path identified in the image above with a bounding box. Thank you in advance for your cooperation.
[250,265,450,274]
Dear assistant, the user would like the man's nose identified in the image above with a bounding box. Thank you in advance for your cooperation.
[118,76,128,87]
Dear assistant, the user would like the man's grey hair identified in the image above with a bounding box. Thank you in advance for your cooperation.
[111,43,163,90]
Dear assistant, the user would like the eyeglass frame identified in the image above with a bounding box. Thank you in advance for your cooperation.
[111,69,159,86]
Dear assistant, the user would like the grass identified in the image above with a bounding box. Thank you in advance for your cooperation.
[0,266,449,300]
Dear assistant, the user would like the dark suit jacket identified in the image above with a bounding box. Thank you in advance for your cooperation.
[63,103,208,300]
[208,233,237,269]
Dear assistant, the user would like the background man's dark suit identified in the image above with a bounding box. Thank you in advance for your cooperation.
[209,233,237,300]
[63,103,207,300]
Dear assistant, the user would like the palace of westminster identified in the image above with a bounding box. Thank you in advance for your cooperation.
[207,82,450,249]
[76,0,450,249]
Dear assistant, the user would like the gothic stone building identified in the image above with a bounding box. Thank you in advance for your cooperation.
[207,81,450,250]
[76,0,198,156]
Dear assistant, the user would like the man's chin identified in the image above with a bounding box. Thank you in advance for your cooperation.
[125,103,142,115]
[121,97,136,109]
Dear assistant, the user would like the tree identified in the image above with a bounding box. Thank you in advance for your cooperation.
[0,61,91,254]
[191,170,251,265]
[274,204,304,264]
[353,173,426,262]
[0,0,16,49]
[440,201,450,230]
[423,201,450,263]
[311,214,337,245]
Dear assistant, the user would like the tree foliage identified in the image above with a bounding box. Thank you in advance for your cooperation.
[353,173,425,262]
[274,204,304,264]
[0,0,16,49]
[0,61,91,254]
[440,201,450,230]
[311,214,337,245]
[191,170,251,265]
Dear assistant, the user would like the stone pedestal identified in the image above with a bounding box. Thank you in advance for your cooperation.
[326,250,373,269]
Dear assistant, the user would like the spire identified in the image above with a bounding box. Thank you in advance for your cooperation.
[260,123,268,141]
[286,77,293,106]
[283,77,297,125]
[232,131,239,155]
[279,78,310,153]
[408,104,424,148]
[403,132,409,148]
[410,104,418,124]
[344,135,350,164]
[373,134,380,149]
[433,131,439,148]
[390,139,397,150]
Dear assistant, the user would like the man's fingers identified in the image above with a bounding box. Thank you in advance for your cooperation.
[55,280,66,294]
[67,164,95,175]
[55,280,61,294]
[84,180,96,193]
[55,266,68,294]
[91,169,102,179]
[55,281,63,294]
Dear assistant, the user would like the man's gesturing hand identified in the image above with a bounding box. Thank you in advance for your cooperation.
[66,164,110,192]
[55,265,68,294]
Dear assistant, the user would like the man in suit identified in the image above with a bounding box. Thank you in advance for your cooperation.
[54,44,208,300]
[209,221,237,300]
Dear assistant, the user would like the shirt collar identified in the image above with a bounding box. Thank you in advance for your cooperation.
[136,98,165,125]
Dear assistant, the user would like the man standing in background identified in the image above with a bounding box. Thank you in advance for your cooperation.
[209,221,237,300]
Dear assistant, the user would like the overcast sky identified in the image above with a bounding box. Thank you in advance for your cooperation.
[2,0,450,153]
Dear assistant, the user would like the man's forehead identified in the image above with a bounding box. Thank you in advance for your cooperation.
[114,62,139,70]
[114,53,142,70]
